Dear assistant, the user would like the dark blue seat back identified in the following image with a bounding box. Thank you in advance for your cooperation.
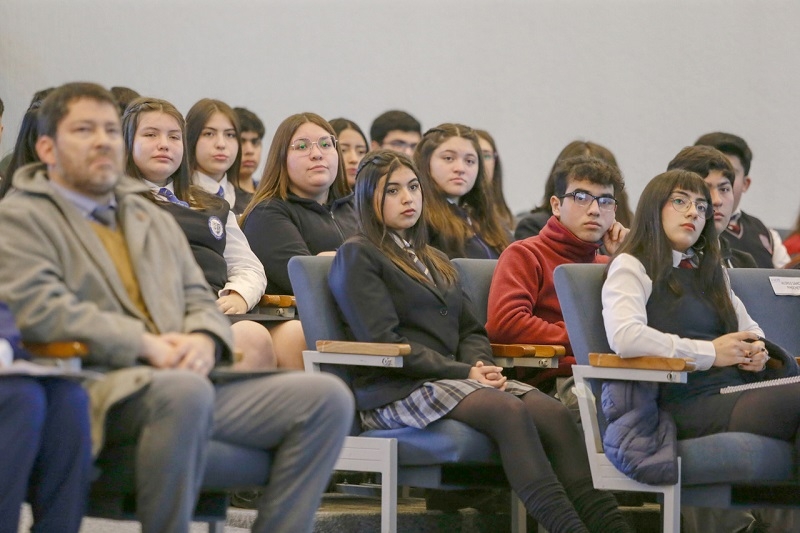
[728,268,800,356]
[452,258,497,326]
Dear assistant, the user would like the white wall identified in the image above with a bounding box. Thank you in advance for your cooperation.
[2,0,798,228]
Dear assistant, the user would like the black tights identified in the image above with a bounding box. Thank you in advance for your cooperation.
[728,383,800,449]
[446,387,630,533]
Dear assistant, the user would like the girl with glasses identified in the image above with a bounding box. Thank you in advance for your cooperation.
[329,149,631,533]
[123,97,305,370]
[414,124,509,259]
[603,169,800,444]
[240,113,357,365]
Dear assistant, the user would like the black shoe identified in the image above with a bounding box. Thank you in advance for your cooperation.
[230,490,262,509]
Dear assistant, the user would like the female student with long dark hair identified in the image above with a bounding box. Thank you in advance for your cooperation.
[328,149,631,533]
[186,98,252,215]
[122,97,305,369]
[329,118,368,189]
[475,129,515,234]
[240,113,357,300]
[414,124,509,259]
[603,169,800,442]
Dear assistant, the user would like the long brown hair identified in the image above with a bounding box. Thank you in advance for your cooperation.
[475,129,515,230]
[185,98,243,188]
[610,169,737,332]
[122,97,223,210]
[414,123,509,258]
[240,113,349,226]
[355,150,457,286]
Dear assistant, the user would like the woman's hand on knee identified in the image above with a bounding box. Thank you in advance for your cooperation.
[711,331,761,368]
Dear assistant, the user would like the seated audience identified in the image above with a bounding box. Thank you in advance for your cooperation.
[330,117,368,188]
[240,113,358,300]
[516,140,633,241]
[0,303,92,533]
[487,156,627,391]
[187,98,252,214]
[329,149,631,533]
[233,107,265,194]
[369,109,422,157]
[123,97,305,370]
[0,82,352,533]
[415,123,509,259]
[475,129,515,235]
[695,132,790,268]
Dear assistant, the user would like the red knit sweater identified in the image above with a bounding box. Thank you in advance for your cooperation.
[486,216,608,355]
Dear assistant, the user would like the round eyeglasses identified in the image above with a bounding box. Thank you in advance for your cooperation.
[668,196,712,219]
[558,190,617,212]
[290,136,337,153]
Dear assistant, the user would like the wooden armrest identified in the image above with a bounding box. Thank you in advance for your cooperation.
[589,353,696,372]
[315,340,411,356]
[23,341,89,359]
[259,294,296,307]
[491,343,565,358]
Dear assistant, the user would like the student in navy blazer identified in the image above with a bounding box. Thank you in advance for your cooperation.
[328,150,630,533]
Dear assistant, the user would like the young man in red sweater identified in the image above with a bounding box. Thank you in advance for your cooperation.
[486,156,627,391]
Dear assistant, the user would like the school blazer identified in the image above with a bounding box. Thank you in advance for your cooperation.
[329,236,495,410]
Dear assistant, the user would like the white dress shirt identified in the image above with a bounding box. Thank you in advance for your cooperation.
[192,171,237,210]
[602,252,763,371]
[149,181,267,310]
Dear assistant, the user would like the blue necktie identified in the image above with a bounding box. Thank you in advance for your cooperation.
[216,186,225,198]
[91,205,117,229]
[158,187,190,208]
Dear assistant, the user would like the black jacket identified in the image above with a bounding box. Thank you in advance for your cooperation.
[242,193,357,295]
[329,236,495,410]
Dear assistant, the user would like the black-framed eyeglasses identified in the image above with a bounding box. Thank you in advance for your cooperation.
[290,136,337,153]
[668,196,712,219]
[558,190,617,212]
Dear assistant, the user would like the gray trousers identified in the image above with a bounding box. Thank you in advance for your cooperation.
[212,372,353,533]
[102,370,353,533]
[102,370,215,533]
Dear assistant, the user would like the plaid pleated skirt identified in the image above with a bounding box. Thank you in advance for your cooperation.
[360,379,534,431]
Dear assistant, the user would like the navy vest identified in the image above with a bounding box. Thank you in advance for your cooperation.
[722,211,774,268]
[646,268,746,406]
[161,202,229,292]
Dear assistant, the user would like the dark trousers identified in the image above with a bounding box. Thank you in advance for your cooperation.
[0,376,92,533]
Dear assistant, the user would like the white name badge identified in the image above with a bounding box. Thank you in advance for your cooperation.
[769,277,800,296]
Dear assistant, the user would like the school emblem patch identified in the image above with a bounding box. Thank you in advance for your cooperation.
[208,216,225,240]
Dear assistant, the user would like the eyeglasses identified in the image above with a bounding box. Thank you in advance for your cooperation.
[558,190,617,212]
[290,136,337,153]
[384,139,418,152]
[668,196,712,219]
[482,151,497,162]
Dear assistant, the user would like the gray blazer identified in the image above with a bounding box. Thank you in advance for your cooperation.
[0,163,233,367]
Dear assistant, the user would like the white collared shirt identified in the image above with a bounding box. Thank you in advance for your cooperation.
[192,171,236,210]
[601,252,763,371]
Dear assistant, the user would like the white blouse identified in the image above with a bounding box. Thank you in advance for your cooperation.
[602,252,763,371]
